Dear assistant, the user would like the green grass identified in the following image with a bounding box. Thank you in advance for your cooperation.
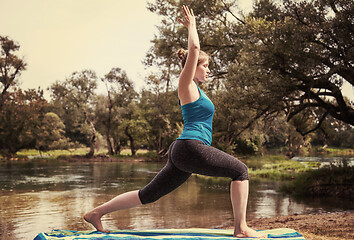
[0,148,157,162]
[239,155,309,180]
[16,148,151,157]
[114,149,158,160]
[248,159,308,180]
[15,148,108,159]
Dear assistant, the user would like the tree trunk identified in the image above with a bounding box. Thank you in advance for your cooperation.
[88,135,95,158]
[106,130,114,155]
[125,125,136,156]
[130,138,136,156]
[84,111,96,158]
[113,137,121,155]
[165,63,171,93]
[105,90,114,155]
[158,124,162,154]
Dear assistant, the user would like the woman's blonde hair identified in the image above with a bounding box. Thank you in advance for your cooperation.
[177,48,209,68]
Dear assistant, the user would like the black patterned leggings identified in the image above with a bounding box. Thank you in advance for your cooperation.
[138,139,249,204]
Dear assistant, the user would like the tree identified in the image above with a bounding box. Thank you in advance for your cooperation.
[139,75,182,156]
[237,0,354,128]
[97,67,137,155]
[311,115,354,148]
[119,102,150,156]
[35,112,71,155]
[0,36,26,110]
[218,0,353,154]
[212,86,267,154]
[0,88,47,156]
[49,70,98,157]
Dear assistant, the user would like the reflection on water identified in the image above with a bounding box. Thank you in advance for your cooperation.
[0,161,352,240]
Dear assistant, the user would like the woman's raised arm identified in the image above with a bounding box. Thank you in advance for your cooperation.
[177,5,200,102]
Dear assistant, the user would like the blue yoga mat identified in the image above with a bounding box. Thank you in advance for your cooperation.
[34,228,305,240]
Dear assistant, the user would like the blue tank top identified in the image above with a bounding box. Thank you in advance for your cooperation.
[177,83,215,145]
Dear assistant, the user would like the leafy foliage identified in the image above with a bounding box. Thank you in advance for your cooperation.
[95,67,137,155]
[49,70,98,156]
[0,36,26,110]
[0,89,47,156]
[35,112,71,153]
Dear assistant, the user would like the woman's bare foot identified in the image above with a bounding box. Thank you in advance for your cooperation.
[84,211,109,233]
[234,226,267,238]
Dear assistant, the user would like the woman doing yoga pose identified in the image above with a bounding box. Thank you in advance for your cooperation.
[84,5,265,238]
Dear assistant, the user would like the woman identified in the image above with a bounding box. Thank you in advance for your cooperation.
[84,5,264,238]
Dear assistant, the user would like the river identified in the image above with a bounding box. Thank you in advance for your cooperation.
[0,159,352,239]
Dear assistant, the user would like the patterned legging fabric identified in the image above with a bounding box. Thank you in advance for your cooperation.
[138,139,249,204]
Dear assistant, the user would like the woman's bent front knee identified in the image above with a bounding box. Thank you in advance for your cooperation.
[138,188,160,205]
[232,163,249,181]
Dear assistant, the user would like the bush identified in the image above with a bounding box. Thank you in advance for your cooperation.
[281,161,354,198]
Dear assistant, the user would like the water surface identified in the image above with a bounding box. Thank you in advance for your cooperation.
[0,160,351,240]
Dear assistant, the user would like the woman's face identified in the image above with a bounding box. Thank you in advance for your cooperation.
[193,59,210,83]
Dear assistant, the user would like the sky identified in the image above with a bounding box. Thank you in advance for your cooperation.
[1,0,353,100]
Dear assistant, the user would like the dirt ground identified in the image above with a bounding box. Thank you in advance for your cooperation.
[219,212,353,240]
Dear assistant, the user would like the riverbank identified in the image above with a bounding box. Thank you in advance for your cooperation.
[4,146,353,163]
[0,148,160,163]
[218,212,353,240]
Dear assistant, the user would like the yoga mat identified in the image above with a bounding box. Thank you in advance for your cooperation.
[34,228,305,240]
